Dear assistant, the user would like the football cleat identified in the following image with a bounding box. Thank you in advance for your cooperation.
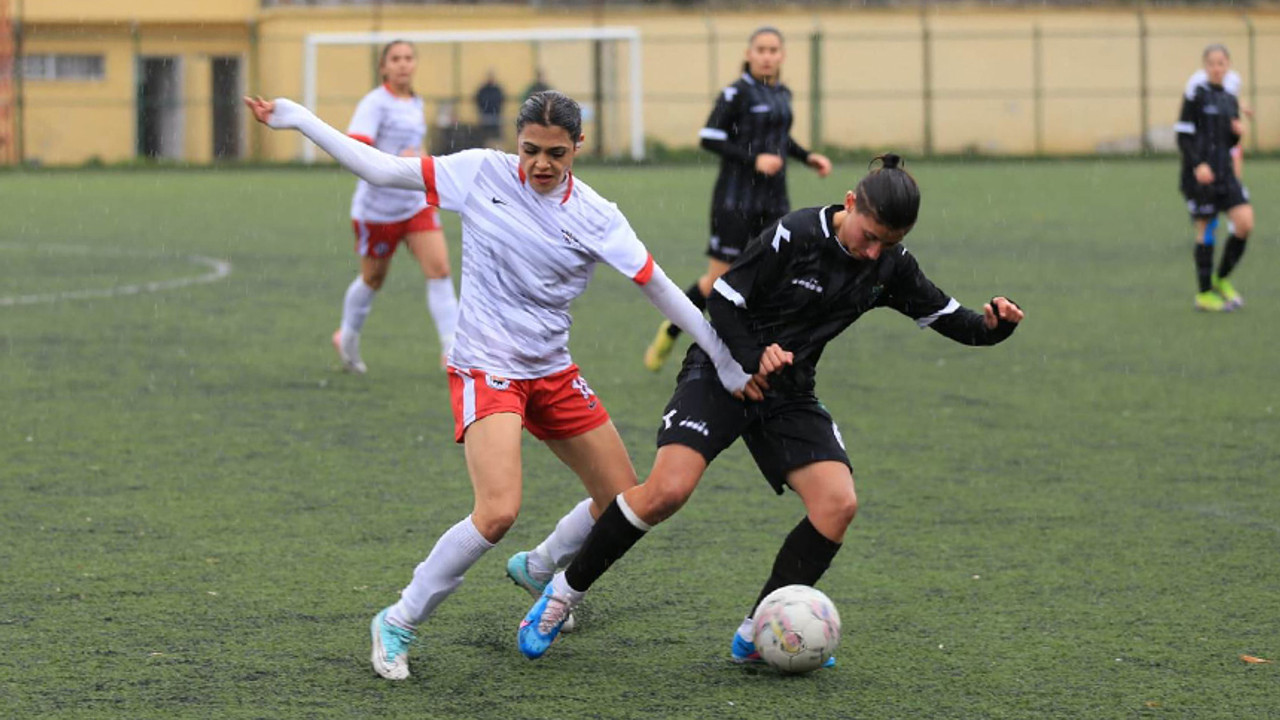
[1194,291,1229,313]
[730,630,836,668]
[1212,276,1244,310]
[333,328,368,374]
[518,583,576,659]
[505,552,575,633]
[370,607,415,680]
[643,321,676,372]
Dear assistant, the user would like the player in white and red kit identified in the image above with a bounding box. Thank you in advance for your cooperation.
[335,41,458,374]
[245,90,757,681]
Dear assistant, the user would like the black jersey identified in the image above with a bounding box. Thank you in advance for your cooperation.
[1176,82,1241,193]
[699,72,811,216]
[691,205,1015,393]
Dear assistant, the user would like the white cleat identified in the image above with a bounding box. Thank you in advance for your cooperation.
[333,328,367,374]
[370,608,414,680]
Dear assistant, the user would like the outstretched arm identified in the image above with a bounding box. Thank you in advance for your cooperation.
[638,263,758,400]
[244,96,425,191]
[928,296,1024,346]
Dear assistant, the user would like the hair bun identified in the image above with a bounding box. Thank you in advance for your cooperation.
[879,153,903,170]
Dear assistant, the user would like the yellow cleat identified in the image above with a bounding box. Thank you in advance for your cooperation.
[644,321,677,372]
[1194,291,1228,312]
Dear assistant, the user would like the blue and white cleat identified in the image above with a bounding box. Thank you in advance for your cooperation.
[518,584,576,659]
[370,607,416,680]
[730,631,836,668]
[506,552,576,633]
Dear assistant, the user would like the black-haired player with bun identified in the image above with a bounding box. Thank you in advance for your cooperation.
[517,154,1026,663]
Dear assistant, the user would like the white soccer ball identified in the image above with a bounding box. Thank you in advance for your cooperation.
[752,584,841,674]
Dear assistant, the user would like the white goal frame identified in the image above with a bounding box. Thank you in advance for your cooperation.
[301,26,644,162]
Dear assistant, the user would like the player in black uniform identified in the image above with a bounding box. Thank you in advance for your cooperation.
[643,26,832,371]
[1178,43,1255,312]
[518,155,1025,662]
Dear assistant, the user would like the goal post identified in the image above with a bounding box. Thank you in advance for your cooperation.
[301,26,644,162]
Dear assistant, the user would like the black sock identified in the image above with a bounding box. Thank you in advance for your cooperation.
[563,499,648,593]
[749,516,842,617]
[665,283,707,339]
[1194,243,1214,293]
[1217,235,1247,279]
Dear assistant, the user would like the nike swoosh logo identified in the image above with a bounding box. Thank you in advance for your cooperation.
[492,197,507,205]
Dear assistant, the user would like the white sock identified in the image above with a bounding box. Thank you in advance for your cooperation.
[341,276,376,335]
[388,515,494,627]
[528,498,595,578]
[425,277,459,355]
[550,572,585,605]
[736,616,755,641]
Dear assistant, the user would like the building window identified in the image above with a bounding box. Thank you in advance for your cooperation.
[21,54,105,81]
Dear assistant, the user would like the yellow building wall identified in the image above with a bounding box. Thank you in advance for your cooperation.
[12,2,1280,164]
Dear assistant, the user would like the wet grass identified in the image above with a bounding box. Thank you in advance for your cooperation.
[1,160,1277,719]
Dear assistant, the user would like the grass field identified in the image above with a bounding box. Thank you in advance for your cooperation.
[2,160,1277,719]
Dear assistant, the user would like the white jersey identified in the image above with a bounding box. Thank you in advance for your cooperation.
[348,85,429,223]
[1185,68,1241,99]
[419,149,654,378]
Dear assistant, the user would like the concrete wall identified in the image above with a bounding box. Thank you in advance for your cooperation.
[10,2,1280,164]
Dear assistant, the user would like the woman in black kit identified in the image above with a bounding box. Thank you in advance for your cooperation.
[519,155,1026,665]
[1178,43,1254,312]
[643,26,832,371]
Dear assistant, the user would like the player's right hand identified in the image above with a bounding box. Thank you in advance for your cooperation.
[755,154,784,176]
[244,96,275,125]
[757,343,793,375]
[1194,162,1214,185]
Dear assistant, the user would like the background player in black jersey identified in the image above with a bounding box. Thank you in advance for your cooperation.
[643,26,832,372]
[517,154,1025,662]
[1177,44,1255,312]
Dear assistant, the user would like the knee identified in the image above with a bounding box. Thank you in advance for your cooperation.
[814,488,858,534]
[363,271,388,290]
[635,477,695,525]
[1233,220,1253,238]
[472,506,519,543]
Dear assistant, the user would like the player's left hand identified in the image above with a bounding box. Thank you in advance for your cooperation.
[1231,118,1245,137]
[983,297,1024,329]
[807,153,833,178]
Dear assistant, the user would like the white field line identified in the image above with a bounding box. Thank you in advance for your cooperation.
[0,243,233,307]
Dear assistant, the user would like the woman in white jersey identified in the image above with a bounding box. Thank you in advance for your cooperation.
[336,40,459,374]
[245,90,756,681]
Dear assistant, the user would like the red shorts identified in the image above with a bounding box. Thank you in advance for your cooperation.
[351,206,441,259]
[447,364,610,443]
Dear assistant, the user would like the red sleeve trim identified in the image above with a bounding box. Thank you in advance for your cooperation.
[631,253,655,286]
[348,134,375,146]
[421,156,439,207]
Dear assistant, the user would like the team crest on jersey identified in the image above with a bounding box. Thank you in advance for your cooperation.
[560,228,585,252]
[485,375,511,391]
[869,284,884,301]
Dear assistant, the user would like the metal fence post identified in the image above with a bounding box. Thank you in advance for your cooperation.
[920,7,933,157]
[1033,23,1043,156]
[810,27,821,152]
[1138,7,1151,154]
[12,0,23,165]
[1245,13,1258,154]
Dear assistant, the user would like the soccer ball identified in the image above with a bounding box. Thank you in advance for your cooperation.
[752,585,841,673]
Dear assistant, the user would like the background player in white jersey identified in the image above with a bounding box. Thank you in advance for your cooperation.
[244,90,756,681]
[335,40,459,374]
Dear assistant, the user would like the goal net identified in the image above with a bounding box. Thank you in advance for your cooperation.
[301,27,644,162]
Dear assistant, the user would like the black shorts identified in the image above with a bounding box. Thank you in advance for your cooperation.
[655,364,851,494]
[706,207,783,263]
[1183,177,1250,219]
